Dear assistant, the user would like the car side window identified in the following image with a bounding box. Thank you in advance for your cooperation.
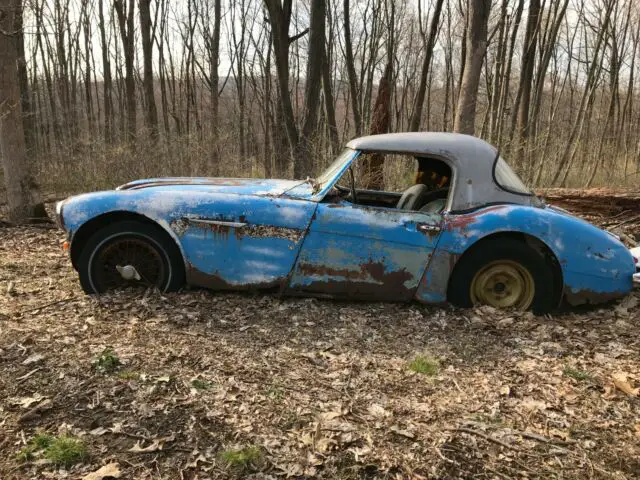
[330,153,451,215]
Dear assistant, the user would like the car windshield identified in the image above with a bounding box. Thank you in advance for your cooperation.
[494,156,532,195]
[314,148,357,193]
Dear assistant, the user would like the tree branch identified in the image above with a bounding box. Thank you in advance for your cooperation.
[288,28,309,44]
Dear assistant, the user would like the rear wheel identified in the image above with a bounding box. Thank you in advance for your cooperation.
[448,237,555,314]
[77,221,184,294]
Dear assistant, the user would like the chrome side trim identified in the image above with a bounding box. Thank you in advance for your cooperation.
[187,218,247,228]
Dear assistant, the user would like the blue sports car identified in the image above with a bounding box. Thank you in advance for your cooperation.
[56,133,639,313]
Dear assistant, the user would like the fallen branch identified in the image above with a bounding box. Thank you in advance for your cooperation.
[505,428,576,446]
[448,427,521,452]
[19,296,77,315]
[16,367,42,384]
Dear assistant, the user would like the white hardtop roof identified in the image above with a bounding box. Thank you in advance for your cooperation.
[346,132,496,160]
[345,132,534,212]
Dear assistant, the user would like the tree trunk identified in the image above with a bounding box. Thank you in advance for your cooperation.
[263,0,298,173]
[98,0,114,143]
[495,0,524,144]
[210,0,221,165]
[14,0,34,151]
[139,0,158,139]
[511,0,540,166]
[293,0,325,177]
[362,61,392,190]
[0,0,47,223]
[363,1,394,191]
[322,48,339,156]
[408,0,444,132]
[454,0,491,135]
[114,0,136,142]
[343,0,361,136]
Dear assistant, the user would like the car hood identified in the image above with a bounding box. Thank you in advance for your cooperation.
[116,177,304,197]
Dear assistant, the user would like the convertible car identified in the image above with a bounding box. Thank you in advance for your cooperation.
[56,132,639,313]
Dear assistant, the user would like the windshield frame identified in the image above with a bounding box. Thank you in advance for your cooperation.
[311,148,361,200]
[491,153,533,197]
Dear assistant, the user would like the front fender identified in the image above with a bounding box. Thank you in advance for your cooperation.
[59,188,315,236]
[416,204,634,305]
[58,188,318,289]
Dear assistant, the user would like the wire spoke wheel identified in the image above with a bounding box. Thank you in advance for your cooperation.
[92,237,165,292]
[470,260,535,310]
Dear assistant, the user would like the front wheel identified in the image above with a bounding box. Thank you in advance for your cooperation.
[447,238,555,314]
[77,220,185,294]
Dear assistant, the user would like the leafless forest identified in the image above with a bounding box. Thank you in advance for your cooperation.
[2,0,640,220]
[2,2,640,478]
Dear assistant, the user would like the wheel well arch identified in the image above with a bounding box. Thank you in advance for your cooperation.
[69,211,185,271]
[447,231,564,308]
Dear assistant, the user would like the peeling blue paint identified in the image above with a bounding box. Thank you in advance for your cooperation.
[58,168,635,307]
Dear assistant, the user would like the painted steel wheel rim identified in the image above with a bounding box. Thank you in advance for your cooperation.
[470,260,535,309]
[92,237,165,292]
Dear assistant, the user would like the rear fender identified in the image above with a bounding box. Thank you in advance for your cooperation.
[415,204,634,305]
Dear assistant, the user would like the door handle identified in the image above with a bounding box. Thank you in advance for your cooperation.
[417,223,441,234]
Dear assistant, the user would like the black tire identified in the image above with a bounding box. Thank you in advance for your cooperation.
[77,220,185,294]
[447,237,556,314]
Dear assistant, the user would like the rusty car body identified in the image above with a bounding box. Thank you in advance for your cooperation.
[56,133,638,313]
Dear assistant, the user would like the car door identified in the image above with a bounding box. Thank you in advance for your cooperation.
[287,202,443,300]
[176,193,317,290]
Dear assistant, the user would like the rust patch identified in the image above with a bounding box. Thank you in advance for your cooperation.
[186,263,285,291]
[563,288,625,306]
[294,261,415,300]
[242,225,303,243]
[418,227,441,242]
[446,205,508,231]
[170,218,190,236]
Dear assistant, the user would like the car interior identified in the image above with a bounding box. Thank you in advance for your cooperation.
[324,155,452,214]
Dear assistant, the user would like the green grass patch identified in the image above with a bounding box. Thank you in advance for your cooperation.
[408,355,439,375]
[93,347,121,373]
[17,433,87,467]
[220,445,262,470]
[16,432,54,462]
[563,366,592,382]
[191,378,212,390]
[44,436,88,467]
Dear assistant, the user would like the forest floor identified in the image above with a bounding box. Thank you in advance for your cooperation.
[0,192,639,479]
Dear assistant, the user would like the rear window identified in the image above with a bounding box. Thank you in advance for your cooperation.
[494,157,531,195]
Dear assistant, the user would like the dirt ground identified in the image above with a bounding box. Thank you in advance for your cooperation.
[0,194,639,479]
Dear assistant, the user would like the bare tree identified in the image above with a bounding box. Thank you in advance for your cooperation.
[454,0,491,134]
[0,0,47,222]
[343,0,362,136]
[293,0,325,177]
[506,0,541,169]
[408,0,444,132]
[114,0,136,141]
[139,0,158,138]
[362,0,394,190]
[98,0,115,143]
